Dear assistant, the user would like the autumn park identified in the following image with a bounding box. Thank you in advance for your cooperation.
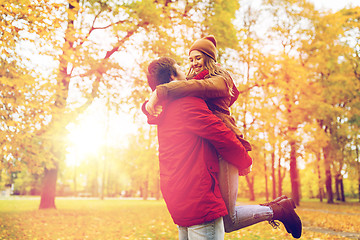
[1,0,360,239]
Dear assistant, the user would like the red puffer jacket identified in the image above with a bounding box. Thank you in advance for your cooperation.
[142,97,252,227]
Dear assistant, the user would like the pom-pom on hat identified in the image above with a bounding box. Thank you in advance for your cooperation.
[189,35,217,61]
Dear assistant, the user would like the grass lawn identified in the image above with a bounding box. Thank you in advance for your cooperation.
[0,197,359,240]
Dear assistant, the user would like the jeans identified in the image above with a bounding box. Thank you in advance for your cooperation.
[178,217,224,240]
[218,156,273,233]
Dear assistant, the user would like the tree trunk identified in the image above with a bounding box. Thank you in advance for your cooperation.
[101,95,110,200]
[358,176,360,203]
[337,175,345,202]
[39,167,58,209]
[73,163,77,196]
[316,151,323,202]
[245,175,255,201]
[278,158,284,197]
[143,180,149,200]
[38,0,76,209]
[155,174,161,200]
[271,151,277,199]
[39,131,66,209]
[101,154,107,200]
[323,145,334,203]
[93,163,99,197]
[340,178,345,202]
[335,173,341,201]
[264,154,269,202]
[289,141,300,206]
[358,178,360,203]
[325,168,333,203]
[356,142,360,202]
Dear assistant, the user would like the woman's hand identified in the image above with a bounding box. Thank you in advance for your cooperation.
[145,90,163,116]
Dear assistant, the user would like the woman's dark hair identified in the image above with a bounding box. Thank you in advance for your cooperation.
[147,57,178,91]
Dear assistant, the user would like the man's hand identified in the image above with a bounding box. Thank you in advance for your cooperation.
[239,166,251,176]
[145,90,163,116]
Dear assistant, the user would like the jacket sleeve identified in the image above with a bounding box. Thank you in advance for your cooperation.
[182,98,252,172]
[156,75,232,101]
[141,100,158,125]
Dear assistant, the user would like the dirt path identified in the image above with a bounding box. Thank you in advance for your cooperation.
[303,223,360,239]
[300,208,360,239]
[304,226,360,239]
[300,208,360,216]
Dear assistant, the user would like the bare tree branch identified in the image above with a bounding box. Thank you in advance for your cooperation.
[70,21,150,117]
[78,11,130,48]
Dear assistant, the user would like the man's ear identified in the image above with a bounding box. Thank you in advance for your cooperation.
[170,75,175,81]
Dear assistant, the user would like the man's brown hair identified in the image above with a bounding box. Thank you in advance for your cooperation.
[147,57,178,91]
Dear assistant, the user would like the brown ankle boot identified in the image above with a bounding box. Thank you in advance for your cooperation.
[260,195,296,208]
[268,199,302,239]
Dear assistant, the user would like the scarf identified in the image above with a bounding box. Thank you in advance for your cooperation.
[192,69,209,80]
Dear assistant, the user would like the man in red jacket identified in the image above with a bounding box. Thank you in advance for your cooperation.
[143,57,252,239]
[142,57,301,239]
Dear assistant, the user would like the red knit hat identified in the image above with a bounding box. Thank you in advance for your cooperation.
[189,35,217,61]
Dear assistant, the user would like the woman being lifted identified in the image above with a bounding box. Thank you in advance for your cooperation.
[144,35,301,239]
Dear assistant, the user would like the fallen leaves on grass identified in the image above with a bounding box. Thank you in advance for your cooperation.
[0,199,178,240]
[297,201,360,233]
[0,198,359,240]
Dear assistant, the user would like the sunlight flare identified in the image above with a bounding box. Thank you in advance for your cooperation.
[65,101,137,167]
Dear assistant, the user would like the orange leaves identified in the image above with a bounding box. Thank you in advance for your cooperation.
[0,199,178,240]
[299,208,360,233]
[297,201,360,239]
[0,198,359,239]
[0,0,60,48]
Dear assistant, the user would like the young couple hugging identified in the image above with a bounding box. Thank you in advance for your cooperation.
[142,35,301,240]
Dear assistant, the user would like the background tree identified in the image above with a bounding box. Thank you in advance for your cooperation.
[299,5,360,203]
[1,0,58,194]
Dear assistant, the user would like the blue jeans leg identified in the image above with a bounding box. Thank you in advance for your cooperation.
[178,217,224,240]
[218,156,273,232]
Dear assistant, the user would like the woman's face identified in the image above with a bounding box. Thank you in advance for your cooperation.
[189,50,205,74]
